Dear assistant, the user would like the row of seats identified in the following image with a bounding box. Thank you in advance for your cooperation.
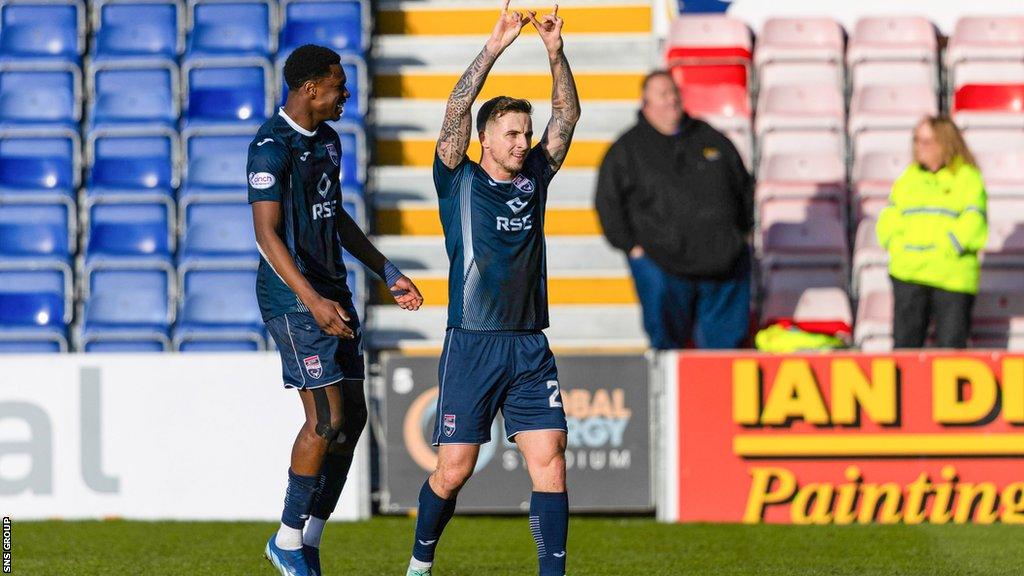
[0,0,369,62]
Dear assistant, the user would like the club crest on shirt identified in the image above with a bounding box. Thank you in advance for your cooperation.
[443,414,457,437]
[303,355,323,379]
[325,142,339,167]
[512,174,535,194]
[702,147,721,161]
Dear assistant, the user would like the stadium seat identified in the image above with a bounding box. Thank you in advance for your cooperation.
[849,84,938,139]
[188,0,274,57]
[754,17,844,69]
[972,267,1024,340]
[0,0,83,62]
[0,200,75,261]
[178,200,258,268]
[757,61,842,92]
[84,200,175,260]
[92,0,181,59]
[853,267,893,352]
[754,84,844,136]
[279,54,366,124]
[328,121,366,186]
[0,268,70,352]
[174,267,264,351]
[966,129,1024,196]
[181,128,255,198]
[0,130,79,197]
[665,15,752,88]
[847,16,937,68]
[946,17,1024,71]
[279,0,368,56]
[850,60,937,93]
[951,61,1024,92]
[982,197,1024,267]
[78,267,174,352]
[760,286,853,337]
[88,60,179,127]
[677,83,752,168]
[755,149,846,210]
[851,144,910,222]
[183,57,272,124]
[0,63,80,128]
[953,84,1024,129]
[87,129,178,193]
[758,199,848,268]
[851,218,887,295]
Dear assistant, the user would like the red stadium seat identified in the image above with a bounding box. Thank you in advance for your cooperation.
[953,84,1024,129]
[754,17,844,68]
[666,15,752,88]
[679,83,750,118]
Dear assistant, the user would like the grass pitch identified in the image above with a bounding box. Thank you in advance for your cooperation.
[12,516,1023,575]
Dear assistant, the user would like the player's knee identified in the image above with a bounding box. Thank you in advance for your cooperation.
[308,413,344,443]
[434,462,474,493]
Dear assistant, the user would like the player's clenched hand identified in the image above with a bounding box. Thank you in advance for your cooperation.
[527,4,563,54]
[308,296,356,338]
[490,0,528,52]
[390,276,424,311]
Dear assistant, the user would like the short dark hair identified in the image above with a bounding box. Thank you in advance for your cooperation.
[283,44,341,90]
[642,70,675,93]
[476,96,532,133]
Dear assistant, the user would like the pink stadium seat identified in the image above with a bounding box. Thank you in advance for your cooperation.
[849,84,938,136]
[759,130,845,158]
[756,150,846,206]
[973,267,1024,338]
[759,199,848,266]
[852,218,888,293]
[755,85,844,135]
[763,265,847,293]
[847,17,937,67]
[854,280,893,352]
[850,61,937,92]
[851,147,910,222]
[982,198,1024,267]
[754,17,844,67]
[946,17,1024,67]
[761,286,853,336]
[949,61,1024,92]
[757,61,843,92]
[666,16,752,89]
[975,148,1024,196]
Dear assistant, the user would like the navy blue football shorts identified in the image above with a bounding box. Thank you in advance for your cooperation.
[265,311,364,389]
[433,328,568,446]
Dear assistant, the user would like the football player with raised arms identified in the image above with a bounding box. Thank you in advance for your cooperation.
[405,3,580,575]
[248,44,424,576]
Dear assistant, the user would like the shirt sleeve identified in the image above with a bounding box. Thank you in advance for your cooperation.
[433,151,468,200]
[524,145,557,187]
[247,138,289,203]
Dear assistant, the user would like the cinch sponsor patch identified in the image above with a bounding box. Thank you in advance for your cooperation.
[249,172,276,189]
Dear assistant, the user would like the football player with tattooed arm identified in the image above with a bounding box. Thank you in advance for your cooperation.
[405,2,580,576]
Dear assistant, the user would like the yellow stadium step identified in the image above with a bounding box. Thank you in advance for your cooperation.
[376,203,601,236]
[375,71,644,101]
[376,275,637,305]
[378,4,652,36]
[377,137,610,169]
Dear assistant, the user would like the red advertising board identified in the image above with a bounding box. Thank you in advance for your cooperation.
[670,352,1024,524]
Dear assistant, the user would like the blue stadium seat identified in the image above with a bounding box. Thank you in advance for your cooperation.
[342,193,364,228]
[79,267,173,352]
[180,128,254,198]
[88,60,179,127]
[178,200,257,266]
[0,0,83,62]
[85,200,175,260]
[0,200,74,261]
[188,0,273,57]
[279,0,366,56]
[184,57,272,124]
[327,121,365,186]
[0,268,70,352]
[174,267,264,351]
[92,0,180,59]
[0,64,80,128]
[88,129,178,193]
[278,54,365,124]
[0,131,78,198]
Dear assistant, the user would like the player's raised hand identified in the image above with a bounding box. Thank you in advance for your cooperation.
[308,295,356,338]
[490,0,528,51]
[389,276,424,311]
[527,4,564,55]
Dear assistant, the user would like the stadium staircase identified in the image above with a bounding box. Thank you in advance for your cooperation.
[366,0,658,351]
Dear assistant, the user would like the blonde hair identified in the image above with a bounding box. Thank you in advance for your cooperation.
[916,116,978,170]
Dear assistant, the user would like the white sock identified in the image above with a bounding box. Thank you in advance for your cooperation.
[303,516,327,548]
[275,523,303,550]
[409,557,432,570]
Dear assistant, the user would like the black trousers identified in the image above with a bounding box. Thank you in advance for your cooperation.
[891,276,975,349]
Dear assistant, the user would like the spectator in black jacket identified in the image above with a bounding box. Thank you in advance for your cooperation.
[595,71,754,349]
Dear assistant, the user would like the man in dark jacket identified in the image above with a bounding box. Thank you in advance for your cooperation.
[596,70,753,349]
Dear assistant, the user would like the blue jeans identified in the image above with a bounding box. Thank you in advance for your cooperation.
[627,251,751,350]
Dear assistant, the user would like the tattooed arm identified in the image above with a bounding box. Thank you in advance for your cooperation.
[437,0,528,169]
[528,5,580,172]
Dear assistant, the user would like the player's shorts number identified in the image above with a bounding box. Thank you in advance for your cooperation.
[547,380,562,408]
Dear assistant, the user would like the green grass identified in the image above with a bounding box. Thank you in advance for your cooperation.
[10,516,1024,575]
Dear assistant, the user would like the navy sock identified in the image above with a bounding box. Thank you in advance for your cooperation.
[530,491,568,576]
[412,480,457,563]
[308,450,355,519]
[281,468,319,530]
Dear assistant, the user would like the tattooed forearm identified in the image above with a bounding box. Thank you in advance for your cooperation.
[542,49,581,171]
[437,45,499,169]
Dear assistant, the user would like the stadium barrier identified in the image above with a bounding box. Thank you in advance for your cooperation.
[0,353,370,521]
[375,352,654,513]
[655,351,1024,524]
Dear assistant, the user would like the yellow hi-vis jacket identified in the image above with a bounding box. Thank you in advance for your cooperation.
[876,157,988,295]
